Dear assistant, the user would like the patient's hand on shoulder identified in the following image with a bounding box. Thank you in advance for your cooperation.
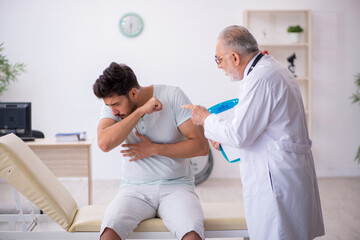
[141,97,162,116]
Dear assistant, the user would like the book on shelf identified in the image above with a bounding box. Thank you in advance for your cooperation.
[55,131,86,142]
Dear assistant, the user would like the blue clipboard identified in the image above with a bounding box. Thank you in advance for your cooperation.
[207,98,241,163]
[208,98,239,114]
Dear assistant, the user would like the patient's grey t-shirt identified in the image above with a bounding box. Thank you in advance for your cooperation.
[100,85,194,186]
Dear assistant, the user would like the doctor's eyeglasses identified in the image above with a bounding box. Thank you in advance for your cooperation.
[215,56,223,65]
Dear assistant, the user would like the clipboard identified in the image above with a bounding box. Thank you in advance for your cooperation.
[207,99,241,163]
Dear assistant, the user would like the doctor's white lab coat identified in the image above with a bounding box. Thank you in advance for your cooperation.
[204,54,325,240]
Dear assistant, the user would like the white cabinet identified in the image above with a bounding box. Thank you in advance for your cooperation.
[243,10,312,133]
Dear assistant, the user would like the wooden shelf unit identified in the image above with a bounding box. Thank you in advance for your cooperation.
[244,10,312,133]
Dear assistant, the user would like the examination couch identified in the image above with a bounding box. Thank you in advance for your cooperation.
[0,133,249,239]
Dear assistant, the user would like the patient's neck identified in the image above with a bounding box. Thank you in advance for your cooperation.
[136,85,154,107]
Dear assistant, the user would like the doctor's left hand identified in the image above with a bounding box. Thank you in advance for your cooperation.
[121,131,156,162]
[182,104,211,126]
[210,139,220,151]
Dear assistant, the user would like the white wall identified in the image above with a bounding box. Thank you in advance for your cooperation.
[0,0,359,179]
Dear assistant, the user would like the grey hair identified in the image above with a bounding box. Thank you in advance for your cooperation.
[218,25,259,56]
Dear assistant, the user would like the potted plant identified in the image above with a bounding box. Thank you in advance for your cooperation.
[0,43,26,97]
[287,25,304,43]
[350,73,360,163]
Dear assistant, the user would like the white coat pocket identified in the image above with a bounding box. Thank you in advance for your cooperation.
[266,141,312,197]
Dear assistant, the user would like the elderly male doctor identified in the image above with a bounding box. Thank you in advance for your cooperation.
[183,25,325,240]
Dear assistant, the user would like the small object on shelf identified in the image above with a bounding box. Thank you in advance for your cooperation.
[260,29,268,44]
[287,25,304,33]
[287,53,297,77]
[288,33,301,43]
[55,131,86,142]
[287,25,303,44]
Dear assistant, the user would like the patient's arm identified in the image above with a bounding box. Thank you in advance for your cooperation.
[121,119,209,161]
[97,97,162,152]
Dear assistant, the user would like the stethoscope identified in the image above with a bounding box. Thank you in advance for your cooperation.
[247,52,264,76]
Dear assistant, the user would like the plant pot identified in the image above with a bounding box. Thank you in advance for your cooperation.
[288,32,301,44]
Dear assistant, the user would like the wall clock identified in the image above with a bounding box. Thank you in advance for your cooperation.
[119,13,144,37]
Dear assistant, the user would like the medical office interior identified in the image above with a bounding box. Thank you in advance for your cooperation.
[0,0,360,239]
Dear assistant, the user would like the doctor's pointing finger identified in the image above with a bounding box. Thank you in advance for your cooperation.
[182,104,211,126]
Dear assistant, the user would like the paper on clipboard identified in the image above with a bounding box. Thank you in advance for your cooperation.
[207,99,242,163]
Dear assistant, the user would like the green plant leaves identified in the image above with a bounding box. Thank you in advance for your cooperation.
[350,73,360,105]
[0,43,26,96]
[287,25,304,33]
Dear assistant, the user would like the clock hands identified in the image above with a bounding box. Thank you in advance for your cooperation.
[120,13,143,37]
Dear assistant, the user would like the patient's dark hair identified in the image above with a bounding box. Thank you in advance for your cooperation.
[93,62,140,98]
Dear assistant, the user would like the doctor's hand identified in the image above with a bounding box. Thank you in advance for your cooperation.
[121,131,156,162]
[140,97,162,116]
[182,104,211,126]
[210,139,220,151]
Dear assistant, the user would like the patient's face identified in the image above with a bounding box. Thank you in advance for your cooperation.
[103,94,137,119]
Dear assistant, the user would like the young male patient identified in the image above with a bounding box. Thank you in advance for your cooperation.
[93,62,209,240]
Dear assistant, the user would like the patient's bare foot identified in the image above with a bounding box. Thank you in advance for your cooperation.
[100,227,121,240]
[182,230,202,240]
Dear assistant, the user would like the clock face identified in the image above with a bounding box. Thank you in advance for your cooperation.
[119,13,143,37]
